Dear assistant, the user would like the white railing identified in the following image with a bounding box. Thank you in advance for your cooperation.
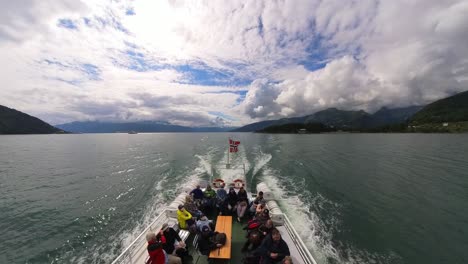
[283,214,318,264]
[111,209,170,264]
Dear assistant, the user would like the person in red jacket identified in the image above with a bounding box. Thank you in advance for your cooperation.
[146,231,182,264]
[146,232,166,264]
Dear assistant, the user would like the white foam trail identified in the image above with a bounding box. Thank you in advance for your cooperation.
[100,152,215,263]
[252,150,272,176]
[261,173,339,264]
[261,170,400,264]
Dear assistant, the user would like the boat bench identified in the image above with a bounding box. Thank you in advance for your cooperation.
[209,215,232,261]
[178,229,190,242]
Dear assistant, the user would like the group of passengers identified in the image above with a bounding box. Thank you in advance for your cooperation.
[146,183,293,264]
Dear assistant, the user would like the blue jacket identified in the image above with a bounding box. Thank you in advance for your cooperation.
[190,188,204,200]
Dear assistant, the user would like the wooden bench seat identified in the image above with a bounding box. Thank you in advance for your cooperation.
[209,215,232,260]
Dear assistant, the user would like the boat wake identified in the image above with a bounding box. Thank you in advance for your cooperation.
[261,170,402,264]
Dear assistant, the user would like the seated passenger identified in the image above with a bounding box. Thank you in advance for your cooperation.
[216,183,227,202]
[161,223,183,255]
[196,215,213,232]
[237,186,248,201]
[203,185,217,210]
[250,191,265,213]
[226,187,238,214]
[177,205,194,230]
[197,226,223,255]
[184,195,203,219]
[254,228,290,264]
[190,185,204,206]
[255,208,270,225]
[255,201,267,215]
[258,219,274,237]
[242,230,263,264]
[146,232,182,264]
[237,199,249,222]
[253,191,265,204]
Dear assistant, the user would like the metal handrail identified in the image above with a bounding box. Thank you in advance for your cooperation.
[111,209,169,264]
[283,214,318,264]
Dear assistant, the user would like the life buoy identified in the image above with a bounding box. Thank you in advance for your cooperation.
[233,179,245,189]
[212,178,225,188]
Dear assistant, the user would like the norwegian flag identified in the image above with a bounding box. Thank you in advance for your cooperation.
[229,138,240,153]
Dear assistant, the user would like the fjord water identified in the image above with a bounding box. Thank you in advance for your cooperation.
[1,133,467,264]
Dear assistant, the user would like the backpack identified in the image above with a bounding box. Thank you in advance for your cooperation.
[212,232,227,245]
[247,221,260,230]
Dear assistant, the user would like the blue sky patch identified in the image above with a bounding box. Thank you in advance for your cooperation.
[81,64,101,80]
[175,63,252,86]
[123,50,164,72]
[209,111,236,121]
[126,8,136,16]
[57,19,77,30]
[120,44,253,86]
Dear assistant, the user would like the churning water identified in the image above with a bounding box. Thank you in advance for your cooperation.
[1,133,467,264]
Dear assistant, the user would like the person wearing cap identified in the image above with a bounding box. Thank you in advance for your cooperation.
[250,191,265,214]
[161,223,183,255]
[177,205,193,230]
[196,215,213,232]
[197,226,222,255]
[146,232,182,264]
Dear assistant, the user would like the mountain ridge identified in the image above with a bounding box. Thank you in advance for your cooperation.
[56,121,237,133]
[233,105,424,132]
[410,90,468,124]
[0,105,65,134]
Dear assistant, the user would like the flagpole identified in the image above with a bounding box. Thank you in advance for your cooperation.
[227,138,230,169]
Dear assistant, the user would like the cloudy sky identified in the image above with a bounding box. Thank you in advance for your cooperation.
[1,0,467,126]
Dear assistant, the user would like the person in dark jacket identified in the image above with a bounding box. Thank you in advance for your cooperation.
[197,226,222,255]
[258,219,275,237]
[254,228,290,264]
[226,187,238,215]
[161,223,183,255]
[190,185,204,206]
[237,187,248,201]
[242,230,263,264]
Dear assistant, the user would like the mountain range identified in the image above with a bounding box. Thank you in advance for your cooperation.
[233,105,424,132]
[55,121,235,133]
[1,90,467,134]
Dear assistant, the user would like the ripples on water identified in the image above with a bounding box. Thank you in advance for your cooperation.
[0,133,467,264]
